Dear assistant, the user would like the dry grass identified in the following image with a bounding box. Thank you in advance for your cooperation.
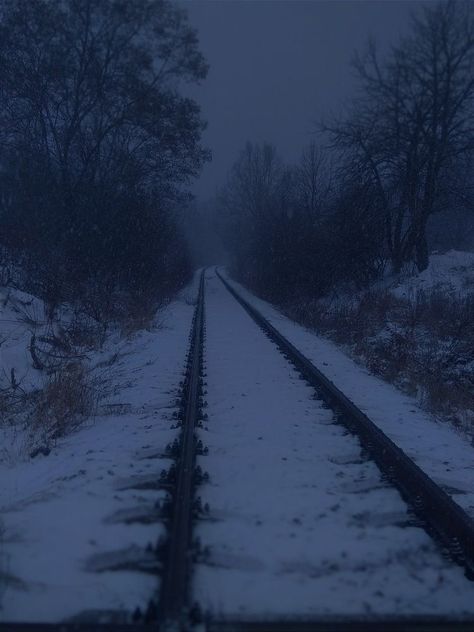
[285,288,474,436]
[31,363,100,440]
[118,293,167,338]
[1,360,103,460]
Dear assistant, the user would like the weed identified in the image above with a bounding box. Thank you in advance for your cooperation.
[284,288,474,436]
[32,363,100,440]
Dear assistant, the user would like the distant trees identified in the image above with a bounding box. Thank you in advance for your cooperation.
[0,0,209,320]
[328,0,474,272]
[219,142,284,292]
[294,142,330,221]
[219,141,382,302]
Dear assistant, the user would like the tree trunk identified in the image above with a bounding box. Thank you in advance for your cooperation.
[415,228,429,271]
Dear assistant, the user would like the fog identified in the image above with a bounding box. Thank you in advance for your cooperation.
[184,0,429,200]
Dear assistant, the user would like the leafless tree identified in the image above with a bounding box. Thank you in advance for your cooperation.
[326,0,474,272]
[294,142,331,222]
[0,0,208,317]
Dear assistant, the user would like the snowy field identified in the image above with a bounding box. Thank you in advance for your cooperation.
[390,250,474,298]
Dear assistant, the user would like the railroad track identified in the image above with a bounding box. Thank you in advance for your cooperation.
[3,268,474,632]
[215,269,474,579]
[157,268,206,626]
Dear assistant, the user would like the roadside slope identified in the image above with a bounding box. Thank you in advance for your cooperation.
[0,276,199,623]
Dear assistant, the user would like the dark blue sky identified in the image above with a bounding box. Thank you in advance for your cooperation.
[184,0,428,200]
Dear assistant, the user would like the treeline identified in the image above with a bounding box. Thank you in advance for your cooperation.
[220,0,474,303]
[0,0,208,323]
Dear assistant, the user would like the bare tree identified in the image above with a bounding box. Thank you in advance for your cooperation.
[0,0,208,316]
[294,142,331,221]
[327,0,474,272]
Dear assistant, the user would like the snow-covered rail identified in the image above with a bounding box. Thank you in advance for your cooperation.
[158,268,206,626]
[0,275,208,628]
[216,269,474,583]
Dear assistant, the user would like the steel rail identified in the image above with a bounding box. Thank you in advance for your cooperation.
[4,271,474,632]
[0,626,147,631]
[158,269,206,626]
[216,268,474,579]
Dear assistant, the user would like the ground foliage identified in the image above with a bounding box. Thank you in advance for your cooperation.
[286,285,474,434]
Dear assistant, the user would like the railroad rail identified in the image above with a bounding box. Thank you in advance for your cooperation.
[208,618,474,632]
[157,268,206,626]
[0,272,206,632]
[216,268,474,581]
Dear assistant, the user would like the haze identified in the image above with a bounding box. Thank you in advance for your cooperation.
[185,0,429,199]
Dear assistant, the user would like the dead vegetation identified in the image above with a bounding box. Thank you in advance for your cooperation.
[1,360,104,458]
[0,292,111,458]
[285,288,474,436]
[0,260,169,461]
[30,363,100,441]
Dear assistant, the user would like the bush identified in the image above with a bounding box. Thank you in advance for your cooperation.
[31,363,100,441]
[284,288,474,436]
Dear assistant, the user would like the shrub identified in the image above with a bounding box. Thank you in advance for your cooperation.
[31,363,100,441]
[284,288,474,436]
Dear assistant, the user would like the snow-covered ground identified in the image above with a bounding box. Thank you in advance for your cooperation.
[220,268,474,520]
[0,277,199,622]
[299,249,474,437]
[391,250,474,298]
[2,263,474,623]
[193,270,474,618]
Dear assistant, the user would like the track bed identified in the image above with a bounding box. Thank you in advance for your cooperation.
[3,268,474,631]
[192,270,474,619]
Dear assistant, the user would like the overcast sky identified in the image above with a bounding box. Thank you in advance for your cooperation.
[183,0,429,201]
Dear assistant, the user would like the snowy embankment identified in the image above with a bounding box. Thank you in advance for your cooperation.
[0,275,199,622]
[391,250,474,298]
[194,270,474,617]
[220,260,474,521]
[292,250,474,435]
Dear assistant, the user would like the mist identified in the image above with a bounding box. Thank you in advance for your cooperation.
[184,0,429,201]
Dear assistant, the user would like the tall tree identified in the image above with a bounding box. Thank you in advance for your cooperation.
[0,0,209,315]
[294,142,330,221]
[327,0,474,272]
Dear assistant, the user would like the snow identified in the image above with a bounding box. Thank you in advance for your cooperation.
[0,276,200,623]
[192,270,474,618]
[2,264,474,623]
[219,269,474,520]
[391,250,474,298]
